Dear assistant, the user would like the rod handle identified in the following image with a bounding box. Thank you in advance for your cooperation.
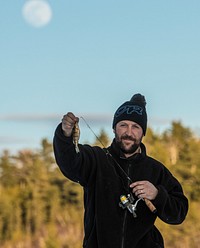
[144,198,157,213]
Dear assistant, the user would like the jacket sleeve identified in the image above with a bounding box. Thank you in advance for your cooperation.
[53,123,98,187]
[152,166,188,225]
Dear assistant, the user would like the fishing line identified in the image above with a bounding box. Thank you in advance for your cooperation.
[80,116,133,183]
[80,116,106,148]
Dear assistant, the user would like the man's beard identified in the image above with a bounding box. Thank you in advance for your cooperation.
[115,134,141,155]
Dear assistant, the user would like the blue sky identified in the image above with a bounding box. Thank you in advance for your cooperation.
[1,0,200,154]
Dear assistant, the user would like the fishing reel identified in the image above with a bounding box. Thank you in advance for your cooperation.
[119,194,142,218]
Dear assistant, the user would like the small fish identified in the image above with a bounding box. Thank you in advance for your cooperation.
[73,122,80,153]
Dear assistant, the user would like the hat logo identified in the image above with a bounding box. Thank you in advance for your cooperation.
[115,105,143,117]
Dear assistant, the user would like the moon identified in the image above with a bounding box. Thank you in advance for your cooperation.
[22,0,52,28]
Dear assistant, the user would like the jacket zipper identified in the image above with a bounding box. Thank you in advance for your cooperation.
[121,210,127,248]
[120,162,131,248]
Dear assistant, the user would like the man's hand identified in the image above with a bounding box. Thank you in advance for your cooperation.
[130,181,158,200]
[62,112,79,137]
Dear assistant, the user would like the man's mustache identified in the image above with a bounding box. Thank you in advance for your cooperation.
[121,135,136,142]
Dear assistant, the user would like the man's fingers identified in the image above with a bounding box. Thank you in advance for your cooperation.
[130,181,158,200]
[62,112,79,137]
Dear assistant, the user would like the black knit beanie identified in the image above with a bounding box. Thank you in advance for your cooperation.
[112,93,147,135]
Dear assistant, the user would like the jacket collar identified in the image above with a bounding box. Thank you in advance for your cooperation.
[108,138,146,161]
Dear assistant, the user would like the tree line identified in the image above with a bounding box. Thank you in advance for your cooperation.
[0,121,200,248]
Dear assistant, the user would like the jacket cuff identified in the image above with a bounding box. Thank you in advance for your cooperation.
[55,123,73,144]
[152,185,168,210]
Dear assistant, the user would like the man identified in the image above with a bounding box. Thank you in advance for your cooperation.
[53,93,188,248]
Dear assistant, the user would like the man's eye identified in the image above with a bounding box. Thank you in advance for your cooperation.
[133,125,140,129]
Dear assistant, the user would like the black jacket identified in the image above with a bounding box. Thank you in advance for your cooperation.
[53,124,188,248]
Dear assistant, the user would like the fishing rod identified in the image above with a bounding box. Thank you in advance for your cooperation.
[79,116,157,214]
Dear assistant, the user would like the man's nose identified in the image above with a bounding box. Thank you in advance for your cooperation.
[125,126,132,135]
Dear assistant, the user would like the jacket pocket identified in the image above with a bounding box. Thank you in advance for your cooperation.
[150,226,164,248]
[83,222,97,248]
[136,226,164,248]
